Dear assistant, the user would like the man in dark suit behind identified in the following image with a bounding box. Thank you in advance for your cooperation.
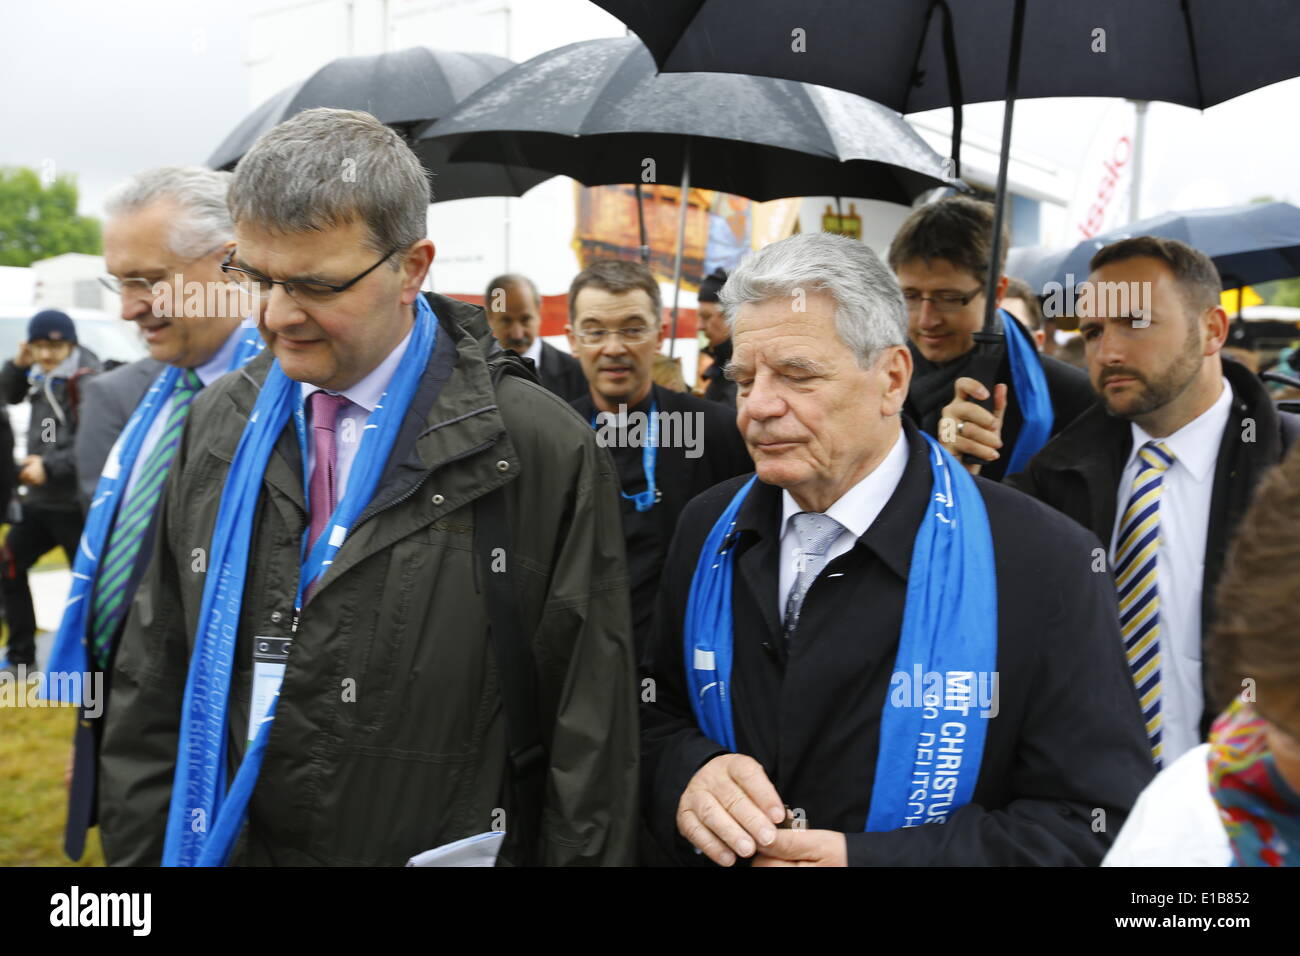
[954,236,1300,767]
[566,259,751,656]
[61,165,255,861]
[485,272,587,402]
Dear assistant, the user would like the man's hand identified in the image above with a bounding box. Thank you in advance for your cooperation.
[18,455,46,486]
[14,340,31,369]
[677,753,785,866]
[753,828,849,867]
[939,377,1008,476]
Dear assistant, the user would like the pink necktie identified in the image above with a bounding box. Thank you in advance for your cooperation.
[307,391,351,556]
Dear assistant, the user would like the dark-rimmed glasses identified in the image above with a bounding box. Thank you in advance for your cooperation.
[220,246,399,302]
[902,287,983,313]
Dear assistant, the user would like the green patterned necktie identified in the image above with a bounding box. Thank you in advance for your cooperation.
[89,369,202,669]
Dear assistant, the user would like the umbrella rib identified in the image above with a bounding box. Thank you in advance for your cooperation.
[658,0,713,71]
[1178,0,1209,108]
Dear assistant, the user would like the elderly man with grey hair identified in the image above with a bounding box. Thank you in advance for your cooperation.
[640,231,1154,867]
[98,108,637,867]
[51,165,264,862]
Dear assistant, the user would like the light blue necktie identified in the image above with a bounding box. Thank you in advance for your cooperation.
[784,511,846,636]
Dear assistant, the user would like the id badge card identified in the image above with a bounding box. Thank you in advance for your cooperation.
[249,635,292,745]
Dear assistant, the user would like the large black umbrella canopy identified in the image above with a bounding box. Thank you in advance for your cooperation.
[423,37,957,204]
[594,0,1300,408]
[593,0,1300,113]
[1019,202,1300,293]
[207,46,553,201]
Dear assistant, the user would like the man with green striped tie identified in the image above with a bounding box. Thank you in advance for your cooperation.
[51,166,264,860]
[1001,237,1300,769]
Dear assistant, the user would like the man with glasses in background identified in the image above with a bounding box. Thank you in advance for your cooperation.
[567,259,750,658]
[98,109,637,867]
[888,196,1094,482]
[46,165,264,861]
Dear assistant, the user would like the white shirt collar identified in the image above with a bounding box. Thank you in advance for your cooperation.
[190,321,252,387]
[523,337,543,368]
[780,426,908,539]
[301,324,415,413]
[1125,377,1232,484]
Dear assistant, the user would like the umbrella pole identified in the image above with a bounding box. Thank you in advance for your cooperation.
[635,182,650,265]
[981,0,1026,335]
[1129,100,1148,224]
[669,141,692,359]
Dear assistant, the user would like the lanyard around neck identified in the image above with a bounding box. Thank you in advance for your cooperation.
[591,400,659,512]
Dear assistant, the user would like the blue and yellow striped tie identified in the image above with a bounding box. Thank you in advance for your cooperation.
[1113,440,1175,768]
[89,369,202,669]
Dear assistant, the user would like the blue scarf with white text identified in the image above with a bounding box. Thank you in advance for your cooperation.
[683,432,997,830]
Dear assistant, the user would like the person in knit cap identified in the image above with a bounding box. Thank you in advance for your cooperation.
[0,309,100,672]
[696,268,736,407]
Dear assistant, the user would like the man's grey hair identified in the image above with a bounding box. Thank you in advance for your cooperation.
[103,166,234,260]
[719,232,908,367]
[228,107,429,265]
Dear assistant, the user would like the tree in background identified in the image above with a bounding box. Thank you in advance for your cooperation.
[0,167,101,267]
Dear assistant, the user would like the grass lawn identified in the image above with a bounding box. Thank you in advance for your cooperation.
[0,698,104,866]
[0,524,102,865]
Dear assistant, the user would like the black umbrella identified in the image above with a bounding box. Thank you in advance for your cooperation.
[424,37,958,350]
[207,46,553,202]
[593,0,1300,398]
[1017,202,1300,294]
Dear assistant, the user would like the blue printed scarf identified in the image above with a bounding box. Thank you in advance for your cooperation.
[684,432,997,830]
[1001,308,1053,475]
[162,298,438,867]
[42,326,264,704]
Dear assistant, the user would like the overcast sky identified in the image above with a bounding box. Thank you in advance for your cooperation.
[3,0,1298,230]
[0,0,251,216]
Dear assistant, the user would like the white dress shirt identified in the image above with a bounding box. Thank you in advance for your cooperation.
[122,321,250,501]
[522,337,543,373]
[1109,378,1232,763]
[777,427,908,614]
[1101,743,1230,866]
[301,325,413,501]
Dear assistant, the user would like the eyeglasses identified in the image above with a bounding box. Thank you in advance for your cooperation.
[220,246,400,302]
[574,324,655,347]
[98,275,158,295]
[98,243,229,296]
[902,288,984,313]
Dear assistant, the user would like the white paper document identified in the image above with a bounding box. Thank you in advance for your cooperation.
[405,830,505,867]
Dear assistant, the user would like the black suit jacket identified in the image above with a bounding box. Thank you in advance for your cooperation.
[572,384,751,655]
[64,357,171,859]
[643,420,1154,865]
[536,341,588,403]
[1006,357,1300,737]
[75,357,166,510]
